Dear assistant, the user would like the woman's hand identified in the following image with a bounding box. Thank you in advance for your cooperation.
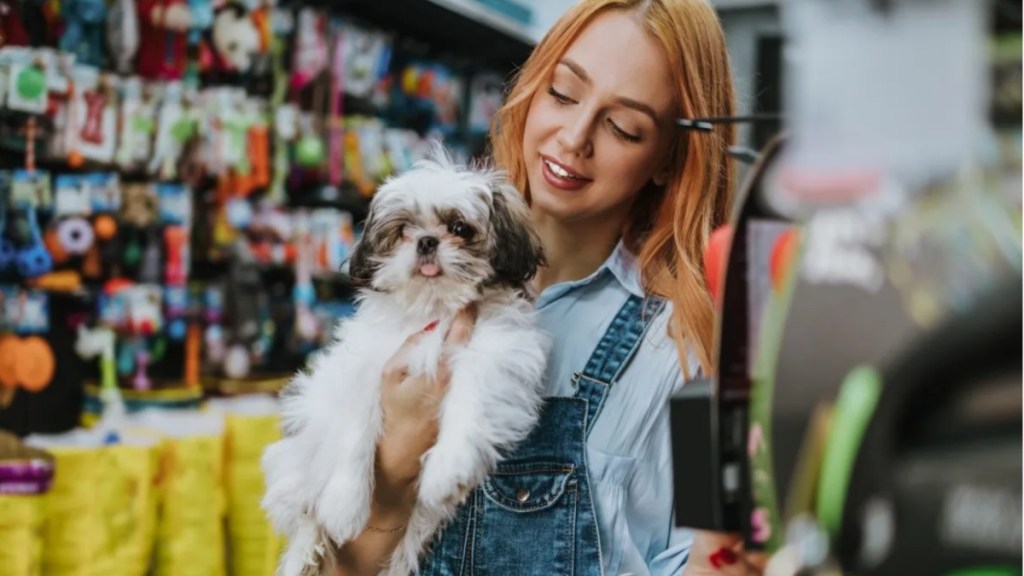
[682,531,767,576]
[331,307,477,575]
[374,306,477,506]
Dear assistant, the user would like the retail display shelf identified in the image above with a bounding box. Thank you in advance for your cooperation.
[331,0,535,66]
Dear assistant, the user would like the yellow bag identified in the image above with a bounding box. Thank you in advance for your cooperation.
[133,410,227,576]
[0,431,53,576]
[210,396,285,576]
[38,441,159,576]
[0,494,45,576]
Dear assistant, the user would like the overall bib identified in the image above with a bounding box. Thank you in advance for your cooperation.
[419,295,665,576]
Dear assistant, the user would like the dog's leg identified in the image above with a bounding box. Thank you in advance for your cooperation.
[314,396,384,545]
[417,359,487,511]
[277,515,326,576]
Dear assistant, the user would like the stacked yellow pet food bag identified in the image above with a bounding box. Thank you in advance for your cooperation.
[0,431,54,576]
[24,429,159,576]
[131,410,227,576]
[210,396,286,576]
[0,384,285,576]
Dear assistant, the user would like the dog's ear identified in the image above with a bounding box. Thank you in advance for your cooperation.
[489,182,545,289]
[347,211,379,287]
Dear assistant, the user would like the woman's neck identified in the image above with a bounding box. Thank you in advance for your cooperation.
[531,209,625,293]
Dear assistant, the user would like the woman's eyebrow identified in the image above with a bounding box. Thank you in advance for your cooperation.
[558,58,660,124]
[558,58,591,84]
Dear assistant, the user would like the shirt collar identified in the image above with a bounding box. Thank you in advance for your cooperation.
[535,240,645,309]
[606,239,645,298]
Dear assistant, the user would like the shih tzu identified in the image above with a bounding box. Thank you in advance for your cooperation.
[261,146,550,576]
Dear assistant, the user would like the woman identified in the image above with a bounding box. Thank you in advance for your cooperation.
[332,0,761,574]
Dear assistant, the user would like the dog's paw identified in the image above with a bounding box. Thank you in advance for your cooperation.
[276,519,324,576]
[418,448,477,510]
[316,474,372,544]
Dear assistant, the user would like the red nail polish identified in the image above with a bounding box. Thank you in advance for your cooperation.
[709,547,738,568]
[423,320,439,332]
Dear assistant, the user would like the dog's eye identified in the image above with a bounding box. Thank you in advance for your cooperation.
[449,220,474,239]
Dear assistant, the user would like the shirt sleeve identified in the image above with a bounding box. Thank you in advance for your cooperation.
[648,525,694,576]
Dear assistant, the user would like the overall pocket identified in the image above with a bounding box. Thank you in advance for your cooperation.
[477,460,578,575]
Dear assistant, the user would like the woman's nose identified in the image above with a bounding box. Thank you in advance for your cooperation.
[556,111,594,158]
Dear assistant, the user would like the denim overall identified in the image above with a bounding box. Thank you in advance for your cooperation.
[419,295,665,576]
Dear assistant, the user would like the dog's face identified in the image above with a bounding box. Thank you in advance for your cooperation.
[348,149,544,311]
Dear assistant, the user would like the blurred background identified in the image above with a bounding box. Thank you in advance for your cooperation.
[0,1,1018,575]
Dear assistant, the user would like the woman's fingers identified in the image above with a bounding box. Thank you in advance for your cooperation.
[436,305,478,387]
[382,321,439,384]
[382,306,477,394]
[682,531,766,576]
[445,305,477,349]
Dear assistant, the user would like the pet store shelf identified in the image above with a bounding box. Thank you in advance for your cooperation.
[330,0,535,66]
[424,0,535,43]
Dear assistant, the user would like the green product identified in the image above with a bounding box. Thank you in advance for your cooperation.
[947,569,1020,576]
[816,365,882,536]
[15,67,46,100]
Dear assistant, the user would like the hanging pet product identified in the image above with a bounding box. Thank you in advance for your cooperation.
[55,217,94,256]
[203,283,226,364]
[15,335,54,393]
[211,2,260,76]
[0,334,21,403]
[0,182,16,273]
[115,79,158,171]
[7,57,48,115]
[327,26,346,186]
[0,288,55,404]
[16,206,52,279]
[71,70,118,164]
[149,82,191,180]
[106,0,140,74]
[137,0,191,80]
[291,216,317,348]
[54,174,91,218]
[59,0,107,67]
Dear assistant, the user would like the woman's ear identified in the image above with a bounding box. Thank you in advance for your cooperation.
[652,164,671,187]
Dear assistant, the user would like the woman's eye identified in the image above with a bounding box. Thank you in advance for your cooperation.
[607,118,641,144]
[546,86,575,105]
[449,220,474,239]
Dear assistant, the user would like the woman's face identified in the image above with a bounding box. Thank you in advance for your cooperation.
[523,10,677,226]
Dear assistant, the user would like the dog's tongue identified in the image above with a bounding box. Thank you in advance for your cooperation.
[419,262,441,277]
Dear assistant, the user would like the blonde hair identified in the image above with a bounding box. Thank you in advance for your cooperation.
[490,0,736,376]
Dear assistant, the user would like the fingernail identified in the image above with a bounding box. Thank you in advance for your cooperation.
[709,547,738,568]
[423,320,439,332]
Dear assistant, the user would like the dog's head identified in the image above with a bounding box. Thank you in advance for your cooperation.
[348,145,544,312]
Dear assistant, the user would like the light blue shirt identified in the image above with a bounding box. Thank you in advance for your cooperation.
[535,240,696,576]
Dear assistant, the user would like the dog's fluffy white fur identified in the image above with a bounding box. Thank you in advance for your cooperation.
[261,147,549,576]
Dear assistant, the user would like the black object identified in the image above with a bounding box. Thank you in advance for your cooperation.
[837,276,1022,575]
[671,135,789,532]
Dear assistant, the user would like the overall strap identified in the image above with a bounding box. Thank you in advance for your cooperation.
[576,295,666,437]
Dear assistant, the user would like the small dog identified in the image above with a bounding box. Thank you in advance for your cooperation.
[261,147,550,576]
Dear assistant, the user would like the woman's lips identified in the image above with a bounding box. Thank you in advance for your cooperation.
[540,155,591,191]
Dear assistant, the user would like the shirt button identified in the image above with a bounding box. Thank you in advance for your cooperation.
[516,488,530,502]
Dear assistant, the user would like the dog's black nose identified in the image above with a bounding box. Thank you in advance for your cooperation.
[417,236,439,255]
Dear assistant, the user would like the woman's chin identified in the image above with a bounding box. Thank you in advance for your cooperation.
[530,188,594,223]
